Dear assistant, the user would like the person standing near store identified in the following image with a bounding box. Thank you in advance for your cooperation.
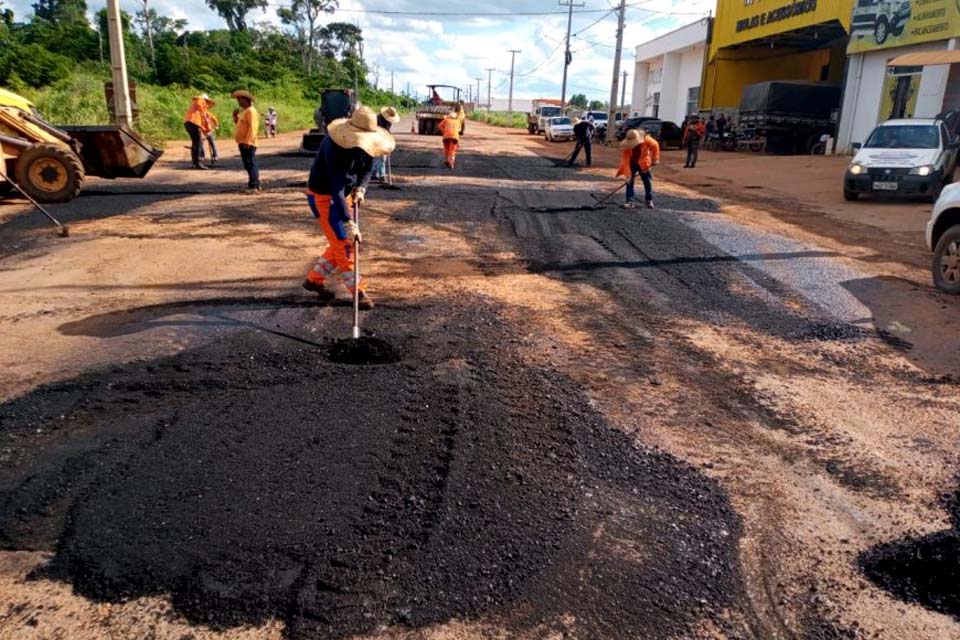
[717,113,727,138]
[682,114,706,168]
[568,117,595,167]
[616,128,660,209]
[232,90,261,193]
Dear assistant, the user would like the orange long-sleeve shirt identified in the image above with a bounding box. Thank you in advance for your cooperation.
[616,136,660,177]
[234,106,260,146]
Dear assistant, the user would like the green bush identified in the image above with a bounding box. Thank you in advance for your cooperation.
[468,110,527,129]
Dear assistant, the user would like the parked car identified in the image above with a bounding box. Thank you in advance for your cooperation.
[616,116,661,141]
[844,118,959,202]
[926,182,960,293]
[643,120,684,150]
[851,0,910,46]
[543,117,574,142]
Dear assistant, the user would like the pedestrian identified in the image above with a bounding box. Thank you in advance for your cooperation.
[302,106,395,309]
[183,93,214,169]
[706,115,716,136]
[265,106,278,137]
[616,128,660,209]
[682,114,706,168]
[199,99,220,166]
[438,111,460,169]
[372,106,400,181]
[231,89,261,193]
[717,113,727,138]
[568,117,595,167]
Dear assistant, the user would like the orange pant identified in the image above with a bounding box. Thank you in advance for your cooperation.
[443,139,458,166]
[305,193,365,293]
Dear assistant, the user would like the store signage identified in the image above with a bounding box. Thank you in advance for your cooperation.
[736,0,819,32]
[847,0,960,54]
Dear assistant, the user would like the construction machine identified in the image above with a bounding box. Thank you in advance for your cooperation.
[0,87,162,203]
[416,85,465,136]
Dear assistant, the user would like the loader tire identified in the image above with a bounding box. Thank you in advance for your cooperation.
[14,143,84,203]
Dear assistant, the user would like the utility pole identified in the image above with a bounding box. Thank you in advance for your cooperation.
[559,0,584,111]
[485,68,495,109]
[106,0,132,127]
[507,49,520,121]
[475,77,482,110]
[391,70,394,97]
[606,0,626,142]
[620,70,628,115]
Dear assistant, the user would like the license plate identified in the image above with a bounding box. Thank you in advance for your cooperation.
[872,181,899,191]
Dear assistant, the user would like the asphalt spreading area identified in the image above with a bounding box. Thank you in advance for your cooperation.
[0,297,754,638]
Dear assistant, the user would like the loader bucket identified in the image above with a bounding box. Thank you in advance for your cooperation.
[59,125,163,179]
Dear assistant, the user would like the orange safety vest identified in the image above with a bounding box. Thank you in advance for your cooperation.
[616,136,660,177]
[438,117,460,141]
[183,98,207,127]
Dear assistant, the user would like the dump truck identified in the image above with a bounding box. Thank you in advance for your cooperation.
[0,87,162,203]
[416,85,465,136]
[300,88,357,154]
[527,99,563,135]
[737,81,841,154]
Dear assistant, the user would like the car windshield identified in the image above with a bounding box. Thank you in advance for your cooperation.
[541,107,562,117]
[589,112,608,121]
[552,118,571,125]
[865,125,940,149]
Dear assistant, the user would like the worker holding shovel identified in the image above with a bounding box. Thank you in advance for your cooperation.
[438,111,460,169]
[302,106,395,309]
[617,128,660,209]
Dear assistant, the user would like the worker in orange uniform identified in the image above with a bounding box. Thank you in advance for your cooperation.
[231,90,261,193]
[199,102,220,166]
[438,111,460,169]
[183,93,214,169]
[302,106,395,309]
[682,114,706,168]
[617,128,660,209]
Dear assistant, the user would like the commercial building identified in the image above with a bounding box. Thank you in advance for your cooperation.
[631,20,709,123]
[836,1,960,150]
[701,0,852,114]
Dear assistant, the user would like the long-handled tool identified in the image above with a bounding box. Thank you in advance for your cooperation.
[352,200,361,340]
[380,153,401,190]
[0,168,70,237]
[590,179,629,207]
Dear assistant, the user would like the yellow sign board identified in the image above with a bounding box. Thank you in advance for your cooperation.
[847,0,960,54]
[711,0,853,52]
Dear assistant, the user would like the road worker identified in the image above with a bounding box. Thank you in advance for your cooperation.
[199,97,220,166]
[372,106,400,181]
[438,111,460,169]
[682,114,706,168]
[183,93,214,169]
[231,89,261,193]
[617,128,660,209]
[568,116,595,167]
[302,106,395,309]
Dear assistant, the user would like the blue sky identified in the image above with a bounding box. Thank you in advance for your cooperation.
[4,0,712,101]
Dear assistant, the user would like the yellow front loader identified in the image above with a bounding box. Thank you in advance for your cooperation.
[0,87,161,203]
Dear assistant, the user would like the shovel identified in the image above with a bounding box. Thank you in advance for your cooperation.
[352,200,361,340]
[0,168,70,237]
[590,180,629,206]
[380,153,401,190]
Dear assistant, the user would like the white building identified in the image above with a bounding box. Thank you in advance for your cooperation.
[631,20,709,123]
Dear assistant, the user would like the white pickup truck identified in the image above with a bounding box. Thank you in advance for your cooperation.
[927,182,960,293]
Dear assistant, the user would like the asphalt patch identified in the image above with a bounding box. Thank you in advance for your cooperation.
[327,336,401,365]
[0,298,756,638]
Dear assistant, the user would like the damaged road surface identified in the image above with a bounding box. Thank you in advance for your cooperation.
[2,123,960,639]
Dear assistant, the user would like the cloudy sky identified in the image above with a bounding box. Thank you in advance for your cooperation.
[6,0,712,101]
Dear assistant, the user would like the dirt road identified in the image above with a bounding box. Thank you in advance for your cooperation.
[0,121,958,639]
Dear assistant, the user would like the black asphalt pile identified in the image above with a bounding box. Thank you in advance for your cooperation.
[1,298,753,638]
[327,336,401,365]
[860,487,960,621]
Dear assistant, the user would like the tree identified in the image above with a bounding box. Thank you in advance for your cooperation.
[31,0,86,23]
[588,99,606,111]
[205,0,266,32]
[569,93,587,109]
[277,0,336,75]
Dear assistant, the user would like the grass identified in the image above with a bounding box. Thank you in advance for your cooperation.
[468,110,528,129]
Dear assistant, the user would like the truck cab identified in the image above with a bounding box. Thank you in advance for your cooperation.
[527,101,563,135]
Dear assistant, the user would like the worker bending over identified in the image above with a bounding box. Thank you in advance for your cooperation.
[438,111,460,169]
[303,106,395,309]
[568,117,595,167]
[617,128,660,209]
[183,94,215,170]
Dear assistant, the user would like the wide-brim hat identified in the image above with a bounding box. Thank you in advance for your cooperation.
[231,89,255,102]
[620,128,644,149]
[380,106,400,124]
[327,106,396,157]
[197,93,216,107]
[571,117,581,125]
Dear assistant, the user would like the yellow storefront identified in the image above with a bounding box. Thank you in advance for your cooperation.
[702,0,853,112]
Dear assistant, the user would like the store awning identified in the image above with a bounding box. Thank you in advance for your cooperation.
[887,50,960,67]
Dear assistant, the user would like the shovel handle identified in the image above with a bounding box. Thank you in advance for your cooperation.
[352,200,360,339]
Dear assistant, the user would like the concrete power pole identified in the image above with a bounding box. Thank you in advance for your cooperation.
[391,70,394,97]
[486,68,495,109]
[559,0,584,111]
[476,77,482,111]
[621,70,628,115]
[106,0,132,127]
[507,50,520,122]
[606,0,626,142]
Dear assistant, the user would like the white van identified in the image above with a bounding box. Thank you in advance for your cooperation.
[927,182,960,293]
[844,119,959,202]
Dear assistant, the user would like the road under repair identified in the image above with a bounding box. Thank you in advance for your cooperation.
[0,122,958,639]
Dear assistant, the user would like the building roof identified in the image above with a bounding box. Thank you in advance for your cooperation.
[634,19,708,62]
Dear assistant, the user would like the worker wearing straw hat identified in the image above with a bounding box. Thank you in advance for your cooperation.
[231,89,261,193]
[372,106,400,181]
[616,128,660,209]
[303,106,395,309]
[183,93,215,169]
[437,111,460,169]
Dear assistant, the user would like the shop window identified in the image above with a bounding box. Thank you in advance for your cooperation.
[686,86,700,115]
[652,92,660,118]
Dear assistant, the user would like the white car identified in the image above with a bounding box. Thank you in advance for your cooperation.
[845,118,959,202]
[544,117,574,142]
[926,182,960,293]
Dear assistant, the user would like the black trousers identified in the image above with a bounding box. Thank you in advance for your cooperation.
[569,137,592,166]
[238,144,260,189]
[184,122,203,166]
[685,141,700,167]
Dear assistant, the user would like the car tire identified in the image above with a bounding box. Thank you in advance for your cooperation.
[843,188,858,201]
[875,17,889,45]
[929,180,943,203]
[932,226,960,294]
[14,142,84,203]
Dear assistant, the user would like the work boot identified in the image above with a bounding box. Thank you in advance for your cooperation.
[193,163,209,170]
[646,200,654,209]
[302,279,336,302]
[358,291,375,310]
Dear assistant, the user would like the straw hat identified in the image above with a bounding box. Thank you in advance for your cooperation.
[327,106,396,157]
[620,128,645,149]
[231,89,255,102]
[571,117,581,125]
[198,93,216,107]
[379,106,400,124]
[446,110,458,118]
